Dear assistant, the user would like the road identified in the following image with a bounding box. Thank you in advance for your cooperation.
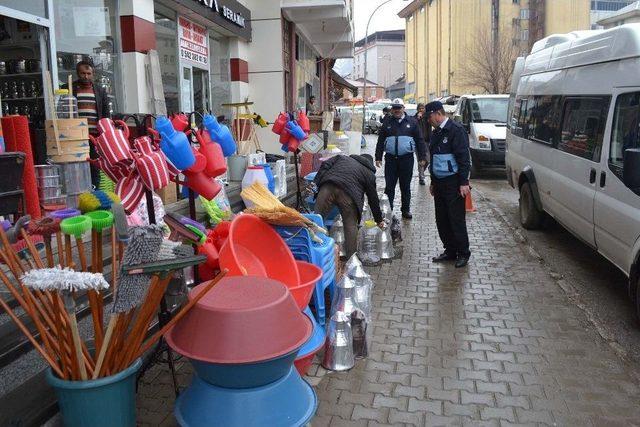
[473,173,640,365]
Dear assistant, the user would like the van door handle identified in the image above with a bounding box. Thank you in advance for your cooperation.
[589,168,596,184]
[600,171,606,188]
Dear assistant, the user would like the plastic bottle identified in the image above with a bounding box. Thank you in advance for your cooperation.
[54,89,78,119]
[357,220,381,264]
[287,120,307,140]
[202,114,237,157]
[155,116,195,170]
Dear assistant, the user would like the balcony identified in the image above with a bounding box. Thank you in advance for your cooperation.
[281,0,354,58]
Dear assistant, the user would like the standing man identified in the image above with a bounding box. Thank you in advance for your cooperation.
[414,103,432,186]
[425,101,471,268]
[66,60,111,187]
[375,98,426,219]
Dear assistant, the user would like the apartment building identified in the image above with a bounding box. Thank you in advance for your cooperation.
[352,30,405,91]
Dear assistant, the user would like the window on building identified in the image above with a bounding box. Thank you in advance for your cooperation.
[513,0,520,3]
[559,96,610,162]
[209,32,231,116]
[591,1,634,11]
[520,8,529,19]
[609,92,640,180]
[521,29,529,41]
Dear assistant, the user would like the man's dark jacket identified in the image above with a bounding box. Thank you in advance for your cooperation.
[429,119,471,186]
[314,155,383,223]
[63,80,111,120]
[414,112,432,157]
[375,114,426,161]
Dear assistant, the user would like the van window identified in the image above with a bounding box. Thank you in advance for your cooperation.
[610,92,640,180]
[558,97,610,162]
[469,98,509,123]
[512,95,561,144]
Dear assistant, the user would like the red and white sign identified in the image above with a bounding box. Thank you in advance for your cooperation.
[178,16,209,67]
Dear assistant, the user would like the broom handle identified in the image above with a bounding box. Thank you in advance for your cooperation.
[0,294,65,378]
[0,228,25,276]
[110,227,118,296]
[134,270,227,360]
[103,310,129,375]
[20,229,45,269]
[55,232,65,268]
[44,237,54,268]
[92,315,117,379]
[50,292,71,379]
[20,287,59,372]
[118,274,172,371]
[91,230,97,273]
[67,311,87,380]
[76,237,87,271]
[87,290,103,354]
[64,235,73,269]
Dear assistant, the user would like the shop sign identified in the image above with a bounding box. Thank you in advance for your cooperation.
[193,0,247,28]
[178,16,209,67]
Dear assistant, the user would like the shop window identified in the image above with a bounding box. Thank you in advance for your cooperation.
[559,96,610,162]
[2,0,47,19]
[209,33,231,116]
[53,0,120,113]
[155,11,179,114]
[609,92,640,180]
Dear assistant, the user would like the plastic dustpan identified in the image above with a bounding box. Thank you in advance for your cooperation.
[175,367,317,427]
[122,255,206,277]
[165,212,202,243]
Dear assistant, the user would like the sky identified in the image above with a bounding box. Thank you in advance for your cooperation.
[335,0,408,76]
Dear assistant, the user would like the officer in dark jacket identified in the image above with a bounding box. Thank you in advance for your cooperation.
[314,154,385,258]
[375,98,427,219]
[415,103,432,186]
[426,101,472,268]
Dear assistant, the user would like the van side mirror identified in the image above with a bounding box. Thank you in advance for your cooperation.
[623,148,640,195]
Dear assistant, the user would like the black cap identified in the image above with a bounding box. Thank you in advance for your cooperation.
[424,101,444,116]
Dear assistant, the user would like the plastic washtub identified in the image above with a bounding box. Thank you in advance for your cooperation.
[289,261,322,310]
[294,308,326,376]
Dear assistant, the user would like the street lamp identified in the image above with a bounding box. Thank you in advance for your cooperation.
[362,0,409,135]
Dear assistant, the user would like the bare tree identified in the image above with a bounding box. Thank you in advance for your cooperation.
[458,27,521,94]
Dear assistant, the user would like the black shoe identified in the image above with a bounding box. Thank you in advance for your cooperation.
[455,255,470,268]
[402,211,413,220]
[419,179,426,185]
[432,252,457,263]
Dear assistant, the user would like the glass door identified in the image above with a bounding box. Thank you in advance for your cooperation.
[192,67,210,114]
[180,65,192,113]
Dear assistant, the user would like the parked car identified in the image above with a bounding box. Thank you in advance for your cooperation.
[506,24,640,317]
[454,94,509,176]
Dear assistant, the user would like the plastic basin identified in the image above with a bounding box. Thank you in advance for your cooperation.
[294,308,326,376]
[46,359,141,427]
[166,276,311,365]
[175,367,317,427]
[289,261,322,310]
[189,348,299,389]
[219,214,300,287]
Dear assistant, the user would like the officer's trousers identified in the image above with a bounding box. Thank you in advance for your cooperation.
[433,176,470,257]
[384,153,414,214]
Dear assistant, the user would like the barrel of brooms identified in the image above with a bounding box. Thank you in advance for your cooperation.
[46,358,142,427]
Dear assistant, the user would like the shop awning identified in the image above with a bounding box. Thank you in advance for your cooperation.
[330,69,357,95]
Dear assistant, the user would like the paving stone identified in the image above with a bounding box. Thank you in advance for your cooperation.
[351,405,389,423]
[407,397,443,415]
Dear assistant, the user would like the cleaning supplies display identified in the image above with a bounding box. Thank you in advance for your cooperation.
[203,114,236,157]
[271,111,310,152]
[357,220,381,264]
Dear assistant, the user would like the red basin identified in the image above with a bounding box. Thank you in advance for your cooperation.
[166,276,311,364]
[289,261,322,310]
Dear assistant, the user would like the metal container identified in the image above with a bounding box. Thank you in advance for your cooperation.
[35,164,61,178]
[322,311,354,371]
[377,226,395,260]
[351,310,368,359]
[351,273,372,320]
[38,186,63,199]
[331,275,360,318]
[226,155,247,182]
[60,162,92,194]
[42,195,67,206]
[380,194,393,222]
[329,216,345,257]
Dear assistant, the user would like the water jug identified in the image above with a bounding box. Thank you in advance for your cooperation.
[196,129,226,178]
[287,120,307,141]
[257,163,275,194]
[360,203,373,226]
[358,220,381,264]
[329,217,346,257]
[288,135,301,152]
[241,166,269,207]
[183,169,222,201]
[297,111,311,133]
[155,116,195,170]
[322,311,354,371]
[203,114,236,157]
[380,194,393,222]
[272,112,288,135]
[54,89,78,119]
[171,113,189,132]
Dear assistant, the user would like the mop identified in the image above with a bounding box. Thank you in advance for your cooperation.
[22,267,109,380]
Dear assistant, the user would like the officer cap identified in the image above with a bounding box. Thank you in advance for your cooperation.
[424,101,444,116]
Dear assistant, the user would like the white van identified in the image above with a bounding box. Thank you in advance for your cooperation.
[506,24,640,316]
[454,94,509,176]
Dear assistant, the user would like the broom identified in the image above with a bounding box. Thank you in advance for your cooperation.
[241,183,327,235]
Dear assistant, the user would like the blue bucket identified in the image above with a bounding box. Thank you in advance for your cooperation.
[175,367,317,427]
[46,358,142,427]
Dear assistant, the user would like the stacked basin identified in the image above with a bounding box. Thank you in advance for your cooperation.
[166,276,318,426]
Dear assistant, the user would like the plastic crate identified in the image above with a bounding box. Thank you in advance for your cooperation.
[0,153,25,193]
[0,190,25,217]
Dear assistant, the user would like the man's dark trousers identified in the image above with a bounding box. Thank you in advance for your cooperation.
[433,175,470,257]
[384,153,414,213]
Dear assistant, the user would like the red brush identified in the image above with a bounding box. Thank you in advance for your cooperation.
[28,217,62,268]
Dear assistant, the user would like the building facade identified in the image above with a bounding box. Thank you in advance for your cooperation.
[591,0,636,28]
[399,0,591,100]
[597,1,640,27]
[352,30,405,91]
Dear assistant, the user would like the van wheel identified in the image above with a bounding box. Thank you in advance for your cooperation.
[519,182,544,230]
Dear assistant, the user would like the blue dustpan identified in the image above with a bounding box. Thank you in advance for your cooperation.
[175,367,317,427]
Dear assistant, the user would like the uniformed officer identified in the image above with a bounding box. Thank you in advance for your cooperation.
[375,98,427,219]
[425,101,472,268]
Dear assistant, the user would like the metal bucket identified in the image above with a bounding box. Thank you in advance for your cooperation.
[322,311,354,371]
[61,162,92,194]
[35,164,60,178]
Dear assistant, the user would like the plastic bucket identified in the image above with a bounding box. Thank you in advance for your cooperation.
[46,358,142,427]
[226,155,247,182]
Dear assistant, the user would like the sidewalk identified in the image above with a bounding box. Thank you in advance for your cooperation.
[313,180,640,426]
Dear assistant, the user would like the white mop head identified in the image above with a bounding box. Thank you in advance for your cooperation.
[22,267,110,292]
